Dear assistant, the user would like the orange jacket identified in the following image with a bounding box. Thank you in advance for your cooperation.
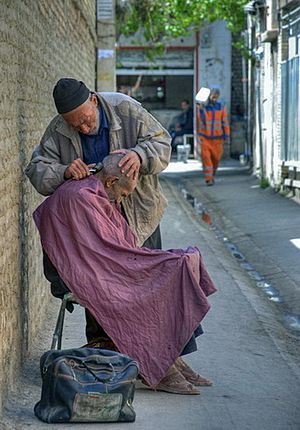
[197,102,230,139]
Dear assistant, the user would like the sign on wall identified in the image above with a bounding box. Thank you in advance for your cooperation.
[97,0,113,20]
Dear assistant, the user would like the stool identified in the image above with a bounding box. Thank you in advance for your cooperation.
[51,292,79,350]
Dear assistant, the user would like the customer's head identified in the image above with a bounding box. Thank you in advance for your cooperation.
[53,78,99,135]
[96,153,138,204]
[209,88,220,104]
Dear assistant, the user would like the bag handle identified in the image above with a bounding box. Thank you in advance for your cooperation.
[80,360,115,383]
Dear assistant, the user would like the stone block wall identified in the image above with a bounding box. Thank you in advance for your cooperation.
[0,0,96,414]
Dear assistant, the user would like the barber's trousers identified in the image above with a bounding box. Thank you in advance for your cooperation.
[201,138,224,182]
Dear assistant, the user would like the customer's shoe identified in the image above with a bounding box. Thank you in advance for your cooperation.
[154,364,200,395]
[175,357,212,387]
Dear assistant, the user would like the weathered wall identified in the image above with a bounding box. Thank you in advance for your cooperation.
[198,21,232,112]
[0,0,96,414]
[198,21,232,158]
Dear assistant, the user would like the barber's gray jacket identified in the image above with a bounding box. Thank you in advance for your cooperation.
[25,92,171,245]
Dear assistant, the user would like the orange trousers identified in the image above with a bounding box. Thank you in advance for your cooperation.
[200,138,224,182]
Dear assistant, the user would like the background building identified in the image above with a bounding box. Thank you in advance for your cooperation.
[244,0,300,193]
[117,22,246,158]
[116,32,196,129]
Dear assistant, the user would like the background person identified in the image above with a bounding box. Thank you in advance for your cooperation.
[169,99,194,151]
[117,75,143,99]
[196,88,230,185]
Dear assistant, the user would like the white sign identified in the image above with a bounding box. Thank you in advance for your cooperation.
[98,49,114,59]
[195,87,210,103]
[97,0,113,20]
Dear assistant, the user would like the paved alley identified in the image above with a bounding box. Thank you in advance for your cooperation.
[2,159,300,429]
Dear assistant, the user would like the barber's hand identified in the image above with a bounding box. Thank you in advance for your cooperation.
[64,158,92,180]
[111,149,141,181]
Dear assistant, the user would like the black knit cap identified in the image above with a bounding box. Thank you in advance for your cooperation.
[53,78,90,114]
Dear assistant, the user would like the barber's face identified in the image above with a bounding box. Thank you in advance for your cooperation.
[62,95,100,135]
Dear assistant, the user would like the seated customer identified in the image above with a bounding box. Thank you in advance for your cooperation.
[33,153,216,394]
[169,100,194,150]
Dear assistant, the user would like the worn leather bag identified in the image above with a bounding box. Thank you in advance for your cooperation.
[34,348,139,423]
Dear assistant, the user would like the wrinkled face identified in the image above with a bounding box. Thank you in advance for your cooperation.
[62,94,100,135]
[106,176,138,204]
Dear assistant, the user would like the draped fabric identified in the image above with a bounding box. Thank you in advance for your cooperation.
[33,176,217,386]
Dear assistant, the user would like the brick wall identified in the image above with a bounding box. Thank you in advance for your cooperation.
[0,0,96,414]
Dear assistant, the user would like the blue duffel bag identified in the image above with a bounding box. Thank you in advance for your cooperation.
[34,348,139,423]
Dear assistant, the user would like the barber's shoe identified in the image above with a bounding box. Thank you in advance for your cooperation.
[205,179,215,186]
[175,357,212,387]
[154,364,200,395]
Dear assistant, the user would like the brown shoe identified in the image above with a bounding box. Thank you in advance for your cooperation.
[81,336,119,351]
[175,357,212,387]
[154,364,200,395]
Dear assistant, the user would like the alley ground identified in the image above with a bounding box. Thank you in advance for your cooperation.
[163,158,300,335]
[1,159,300,429]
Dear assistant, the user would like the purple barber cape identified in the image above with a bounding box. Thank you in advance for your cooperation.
[33,176,217,387]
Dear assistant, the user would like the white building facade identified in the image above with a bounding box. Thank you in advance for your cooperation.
[245,0,300,192]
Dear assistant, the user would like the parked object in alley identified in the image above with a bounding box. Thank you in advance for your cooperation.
[196,87,230,185]
[177,142,191,163]
[34,348,138,423]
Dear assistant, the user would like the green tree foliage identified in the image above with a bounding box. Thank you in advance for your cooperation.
[117,0,248,46]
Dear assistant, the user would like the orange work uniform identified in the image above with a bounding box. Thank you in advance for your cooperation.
[197,101,230,182]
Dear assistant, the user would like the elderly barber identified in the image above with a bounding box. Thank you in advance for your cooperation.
[25,78,171,342]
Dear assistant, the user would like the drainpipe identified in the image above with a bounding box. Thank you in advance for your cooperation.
[244,0,267,179]
[241,36,248,152]
[256,57,265,179]
[194,31,200,159]
[245,11,256,169]
[254,16,265,181]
